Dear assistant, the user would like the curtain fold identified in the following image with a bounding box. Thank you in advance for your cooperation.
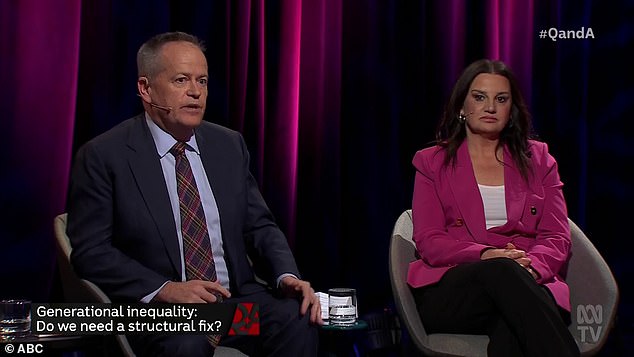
[0,0,81,300]
[485,0,534,103]
[295,0,343,285]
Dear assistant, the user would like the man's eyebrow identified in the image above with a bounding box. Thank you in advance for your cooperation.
[173,70,207,75]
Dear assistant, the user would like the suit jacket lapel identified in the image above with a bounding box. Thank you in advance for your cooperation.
[195,130,229,228]
[194,128,240,261]
[448,142,488,242]
[195,129,246,286]
[126,116,182,276]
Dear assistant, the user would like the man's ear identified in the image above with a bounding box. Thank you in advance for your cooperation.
[137,76,151,103]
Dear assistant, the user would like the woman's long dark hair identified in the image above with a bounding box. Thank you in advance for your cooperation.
[436,59,536,181]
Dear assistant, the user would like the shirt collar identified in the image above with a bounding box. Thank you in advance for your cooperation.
[145,112,200,158]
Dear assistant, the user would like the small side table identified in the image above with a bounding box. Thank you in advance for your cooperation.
[319,320,368,357]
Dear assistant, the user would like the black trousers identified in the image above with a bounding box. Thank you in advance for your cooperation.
[411,258,579,357]
[129,289,318,357]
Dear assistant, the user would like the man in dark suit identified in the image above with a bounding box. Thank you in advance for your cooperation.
[66,31,321,356]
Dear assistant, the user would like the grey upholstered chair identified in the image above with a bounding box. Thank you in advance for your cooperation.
[54,213,248,357]
[389,209,619,357]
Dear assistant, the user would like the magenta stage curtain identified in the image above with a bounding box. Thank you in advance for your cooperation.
[226,0,342,248]
[0,0,81,300]
[485,0,534,102]
[3,7,632,346]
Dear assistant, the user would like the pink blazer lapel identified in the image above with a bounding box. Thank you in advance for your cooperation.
[447,143,488,243]
[503,145,527,229]
[447,143,528,239]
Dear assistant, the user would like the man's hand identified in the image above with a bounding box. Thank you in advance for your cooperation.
[153,280,231,303]
[279,276,323,325]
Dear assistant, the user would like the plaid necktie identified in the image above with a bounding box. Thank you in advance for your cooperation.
[170,142,221,347]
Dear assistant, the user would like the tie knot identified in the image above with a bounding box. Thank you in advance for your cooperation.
[170,142,188,157]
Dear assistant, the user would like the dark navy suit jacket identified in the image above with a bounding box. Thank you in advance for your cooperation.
[67,114,299,301]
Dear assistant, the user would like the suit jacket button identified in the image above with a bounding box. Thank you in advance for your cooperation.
[530,206,537,215]
[455,218,464,227]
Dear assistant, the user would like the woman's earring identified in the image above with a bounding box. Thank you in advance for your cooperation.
[458,113,467,123]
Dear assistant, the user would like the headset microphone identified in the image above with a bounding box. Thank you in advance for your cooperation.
[136,94,173,112]
[149,102,173,112]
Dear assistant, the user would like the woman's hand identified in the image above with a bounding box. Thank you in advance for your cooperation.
[481,243,538,279]
[481,242,527,261]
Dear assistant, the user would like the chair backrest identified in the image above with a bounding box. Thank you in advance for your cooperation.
[54,213,136,357]
[389,210,489,356]
[566,219,619,355]
[388,210,430,352]
[54,213,110,302]
[389,209,619,357]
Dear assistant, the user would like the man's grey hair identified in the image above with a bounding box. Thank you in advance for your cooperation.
[137,32,206,78]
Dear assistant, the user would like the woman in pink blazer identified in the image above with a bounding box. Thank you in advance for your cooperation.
[409,59,579,356]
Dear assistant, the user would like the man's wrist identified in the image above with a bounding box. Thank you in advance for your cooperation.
[276,273,298,288]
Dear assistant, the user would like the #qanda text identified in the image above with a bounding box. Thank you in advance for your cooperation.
[538,27,595,41]
[32,303,238,335]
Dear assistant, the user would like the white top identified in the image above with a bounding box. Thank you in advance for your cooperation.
[478,184,508,229]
